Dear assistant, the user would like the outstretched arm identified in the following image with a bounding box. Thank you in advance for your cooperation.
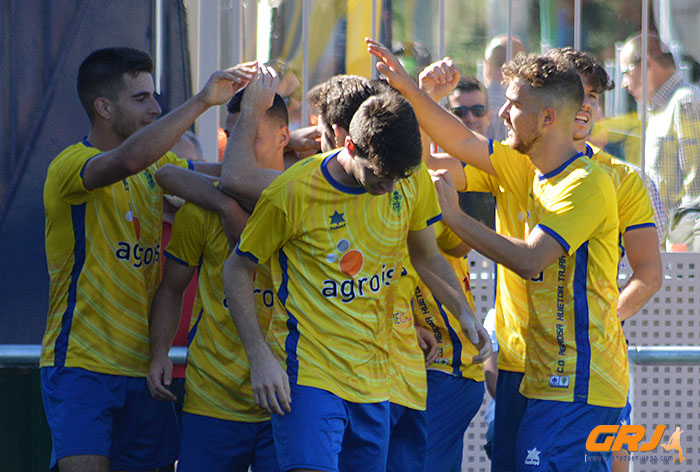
[366,39,495,175]
[618,227,662,321]
[147,259,196,401]
[220,66,284,206]
[223,253,291,415]
[433,169,565,279]
[407,225,492,363]
[83,62,257,190]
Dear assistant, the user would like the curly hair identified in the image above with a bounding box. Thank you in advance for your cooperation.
[501,53,583,115]
[348,93,422,180]
[546,47,614,94]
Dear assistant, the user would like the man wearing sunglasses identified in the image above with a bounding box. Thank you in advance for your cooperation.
[447,77,492,137]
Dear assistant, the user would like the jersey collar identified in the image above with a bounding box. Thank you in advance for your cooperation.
[538,150,585,181]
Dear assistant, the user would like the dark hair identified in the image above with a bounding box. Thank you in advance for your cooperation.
[307,75,376,131]
[546,47,614,94]
[453,76,488,107]
[502,53,583,116]
[348,93,422,180]
[77,47,153,122]
[226,87,289,126]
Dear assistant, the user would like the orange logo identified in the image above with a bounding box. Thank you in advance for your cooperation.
[586,425,684,463]
[326,239,363,277]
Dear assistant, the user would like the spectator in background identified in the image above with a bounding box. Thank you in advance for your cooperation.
[483,34,526,141]
[620,33,700,221]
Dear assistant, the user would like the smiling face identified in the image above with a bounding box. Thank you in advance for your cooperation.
[573,74,600,142]
[447,89,492,135]
[499,79,542,155]
[109,72,162,140]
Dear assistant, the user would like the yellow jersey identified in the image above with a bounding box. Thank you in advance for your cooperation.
[41,140,191,376]
[165,202,274,422]
[235,151,442,403]
[489,140,627,408]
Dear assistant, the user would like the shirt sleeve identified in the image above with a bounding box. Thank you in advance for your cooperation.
[617,170,656,233]
[165,202,209,266]
[236,184,296,264]
[463,164,499,194]
[536,168,615,255]
[49,147,100,205]
[409,162,442,231]
[676,97,700,207]
[435,222,463,252]
[156,151,193,170]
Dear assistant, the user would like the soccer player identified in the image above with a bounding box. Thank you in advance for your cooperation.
[147,88,290,472]
[40,47,254,472]
[416,47,663,471]
[368,39,627,471]
[222,67,491,472]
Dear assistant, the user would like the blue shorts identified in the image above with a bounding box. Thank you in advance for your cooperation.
[177,412,279,472]
[424,371,485,472]
[41,366,179,471]
[516,399,622,471]
[271,384,390,472]
[387,403,427,472]
[492,369,528,472]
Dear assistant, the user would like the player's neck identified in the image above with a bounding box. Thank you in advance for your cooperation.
[529,133,579,176]
[87,125,125,151]
[573,138,586,154]
[328,148,361,187]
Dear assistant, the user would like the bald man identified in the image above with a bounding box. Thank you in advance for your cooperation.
[483,34,526,141]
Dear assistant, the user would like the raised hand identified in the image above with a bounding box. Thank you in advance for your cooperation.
[430,169,461,223]
[240,65,280,117]
[365,38,420,96]
[419,58,461,101]
[196,61,258,107]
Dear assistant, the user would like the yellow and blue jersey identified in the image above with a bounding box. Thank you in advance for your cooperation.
[235,151,442,403]
[388,257,427,410]
[41,140,191,376]
[165,202,273,422]
[463,162,529,373]
[489,139,627,408]
[413,223,485,382]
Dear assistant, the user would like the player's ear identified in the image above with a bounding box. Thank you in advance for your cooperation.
[345,136,356,156]
[278,125,290,150]
[541,107,556,129]
[94,97,112,120]
[332,124,348,148]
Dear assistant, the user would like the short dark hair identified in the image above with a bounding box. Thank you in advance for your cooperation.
[502,53,583,116]
[307,75,377,132]
[452,76,488,107]
[546,47,614,94]
[226,87,289,126]
[348,93,422,180]
[77,47,153,122]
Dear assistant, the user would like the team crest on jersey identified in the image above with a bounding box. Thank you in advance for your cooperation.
[391,191,403,214]
[329,210,346,230]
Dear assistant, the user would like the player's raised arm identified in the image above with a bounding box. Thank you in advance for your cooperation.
[220,66,285,206]
[83,62,256,190]
[366,38,495,176]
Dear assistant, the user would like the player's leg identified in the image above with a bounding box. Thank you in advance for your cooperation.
[41,366,123,472]
[386,403,428,472]
[337,399,391,471]
[491,370,528,472]
[423,371,485,472]
[515,399,622,472]
[109,377,179,471]
[250,420,280,471]
[271,384,347,472]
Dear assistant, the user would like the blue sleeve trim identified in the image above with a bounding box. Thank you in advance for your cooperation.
[164,251,191,266]
[426,214,443,226]
[187,160,194,170]
[488,139,494,156]
[79,156,97,180]
[537,224,571,253]
[624,222,656,233]
[235,244,259,263]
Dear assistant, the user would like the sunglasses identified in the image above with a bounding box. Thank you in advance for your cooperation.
[451,105,488,118]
